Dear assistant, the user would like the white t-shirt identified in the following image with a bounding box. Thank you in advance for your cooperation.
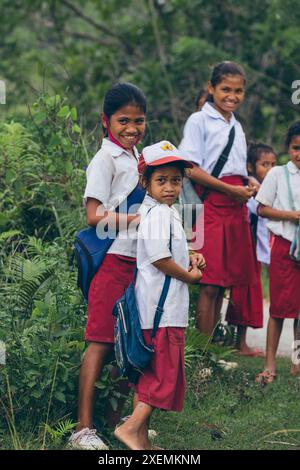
[135,194,190,329]
[83,138,140,257]
[179,102,248,177]
[256,161,300,243]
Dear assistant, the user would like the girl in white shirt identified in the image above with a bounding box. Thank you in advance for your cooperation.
[114,141,205,450]
[255,121,300,383]
[180,61,258,337]
[226,143,277,355]
[70,83,147,450]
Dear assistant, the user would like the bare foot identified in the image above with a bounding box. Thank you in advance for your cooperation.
[114,423,146,450]
[237,346,265,357]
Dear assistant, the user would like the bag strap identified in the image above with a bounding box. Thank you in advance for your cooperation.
[201,125,235,201]
[284,164,296,211]
[151,233,172,339]
[132,205,173,339]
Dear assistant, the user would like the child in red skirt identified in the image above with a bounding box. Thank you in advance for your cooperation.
[114,141,205,450]
[179,61,258,337]
[69,83,147,450]
[226,143,277,355]
[255,121,300,383]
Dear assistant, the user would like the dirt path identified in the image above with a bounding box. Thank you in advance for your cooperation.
[221,299,295,358]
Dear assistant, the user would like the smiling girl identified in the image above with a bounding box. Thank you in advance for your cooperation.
[179,61,258,338]
[69,83,147,450]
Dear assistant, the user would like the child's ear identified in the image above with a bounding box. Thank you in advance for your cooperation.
[247,162,254,175]
[207,81,214,96]
[141,176,148,190]
[101,112,107,129]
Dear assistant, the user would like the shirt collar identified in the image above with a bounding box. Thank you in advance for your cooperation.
[287,160,300,174]
[144,193,179,216]
[202,102,236,125]
[102,138,139,159]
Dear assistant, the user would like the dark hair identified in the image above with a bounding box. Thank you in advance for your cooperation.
[142,162,185,187]
[195,89,209,110]
[206,61,246,102]
[247,142,276,173]
[103,82,147,119]
[285,120,300,148]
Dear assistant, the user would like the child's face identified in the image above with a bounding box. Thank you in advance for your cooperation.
[251,152,277,183]
[146,166,183,206]
[288,135,300,170]
[104,104,146,151]
[208,75,245,120]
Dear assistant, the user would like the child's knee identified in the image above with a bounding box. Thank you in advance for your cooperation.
[201,285,220,300]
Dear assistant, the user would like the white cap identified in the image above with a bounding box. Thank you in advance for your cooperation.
[141,141,193,168]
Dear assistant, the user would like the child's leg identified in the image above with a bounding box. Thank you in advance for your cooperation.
[114,394,153,450]
[196,285,222,335]
[291,319,300,376]
[236,325,264,356]
[77,341,113,431]
[264,317,284,372]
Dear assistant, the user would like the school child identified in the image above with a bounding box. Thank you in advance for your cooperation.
[114,141,206,450]
[255,121,300,383]
[179,61,258,337]
[226,143,277,355]
[69,83,147,450]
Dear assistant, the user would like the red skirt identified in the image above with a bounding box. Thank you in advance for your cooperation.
[135,327,186,412]
[225,261,263,328]
[194,176,258,287]
[269,235,300,319]
[85,254,136,343]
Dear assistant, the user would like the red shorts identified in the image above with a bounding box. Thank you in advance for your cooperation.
[269,236,300,319]
[135,327,186,412]
[194,176,258,288]
[225,262,263,328]
[85,254,136,343]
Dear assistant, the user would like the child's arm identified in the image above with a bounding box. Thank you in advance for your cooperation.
[186,165,254,203]
[257,203,300,223]
[86,197,140,229]
[152,257,202,284]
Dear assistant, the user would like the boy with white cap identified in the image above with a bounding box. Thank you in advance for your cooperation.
[114,141,206,450]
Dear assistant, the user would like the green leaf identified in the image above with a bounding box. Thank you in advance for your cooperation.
[72,124,81,134]
[70,107,77,121]
[34,111,47,124]
[57,106,70,118]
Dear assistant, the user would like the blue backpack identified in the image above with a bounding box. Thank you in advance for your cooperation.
[113,223,172,384]
[73,185,145,301]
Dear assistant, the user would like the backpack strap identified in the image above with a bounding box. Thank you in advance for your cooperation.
[151,232,172,339]
[133,204,173,339]
[284,164,296,211]
[201,125,235,201]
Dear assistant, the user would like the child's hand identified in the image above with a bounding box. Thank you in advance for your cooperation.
[288,211,300,223]
[187,265,203,283]
[189,253,206,270]
[228,185,255,203]
[248,176,260,195]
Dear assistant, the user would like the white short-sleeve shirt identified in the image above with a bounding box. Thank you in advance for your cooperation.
[83,138,140,257]
[256,161,300,242]
[179,102,248,177]
[135,194,190,329]
[247,198,271,264]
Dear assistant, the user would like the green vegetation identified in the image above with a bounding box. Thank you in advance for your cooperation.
[1,0,300,451]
